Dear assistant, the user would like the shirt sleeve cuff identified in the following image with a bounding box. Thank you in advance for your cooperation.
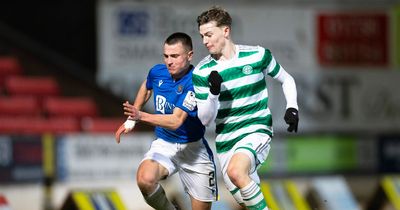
[208,92,219,100]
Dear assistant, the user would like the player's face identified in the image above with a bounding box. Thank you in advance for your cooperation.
[199,21,229,55]
[163,42,193,79]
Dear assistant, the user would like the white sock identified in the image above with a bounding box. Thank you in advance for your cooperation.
[143,184,176,210]
[240,180,268,210]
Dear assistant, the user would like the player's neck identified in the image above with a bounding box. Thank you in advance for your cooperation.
[218,42,236,61]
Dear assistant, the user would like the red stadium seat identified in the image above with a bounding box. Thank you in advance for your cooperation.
[81,117,125,133]
[47,117,81,134]
[43,97,98,118]
[0,96,41,116]
[0,56,22,86]
[0,116,80,134]
[4,76,60,97]
[0,194,10,209]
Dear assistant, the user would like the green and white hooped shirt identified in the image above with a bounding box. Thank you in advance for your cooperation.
[193,45,283,153]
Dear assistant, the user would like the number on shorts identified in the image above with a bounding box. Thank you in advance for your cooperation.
[209,171,215,187]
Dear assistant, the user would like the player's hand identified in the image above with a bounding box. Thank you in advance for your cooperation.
[115,118,136,144]
[284,108,299,132]
[115,123,126,144]
[123,101,141,120]
[208,71,223,95]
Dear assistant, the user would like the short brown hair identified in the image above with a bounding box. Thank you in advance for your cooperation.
[197,6,232,28]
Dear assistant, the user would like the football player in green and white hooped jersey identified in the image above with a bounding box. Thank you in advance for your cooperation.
[193,6,299,210]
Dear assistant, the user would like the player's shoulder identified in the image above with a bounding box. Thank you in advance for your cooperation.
[194,55,214,74]
[150,64,167,71]
[237,44,269,58]
[149,64,167,75]
[237,44,266,52]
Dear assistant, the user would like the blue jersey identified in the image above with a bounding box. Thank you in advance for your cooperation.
[146,64,205,143]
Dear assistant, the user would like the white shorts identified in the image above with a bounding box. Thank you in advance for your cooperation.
[217,133,271,192]
[142,138,218,202]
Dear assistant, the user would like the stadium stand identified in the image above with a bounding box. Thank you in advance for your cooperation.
[4,75,60,97]
[0,116,81,134]
[0,96,41,116]
[0,53,126,134]
[81,117,125,133]
[0,194,10,210]
[42,96,98,119]
[0,56,22,86]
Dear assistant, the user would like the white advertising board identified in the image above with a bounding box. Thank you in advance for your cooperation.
[269,70,400,133]
[57,133,154,181]
[97,1,314,99]
[97,1,400,133]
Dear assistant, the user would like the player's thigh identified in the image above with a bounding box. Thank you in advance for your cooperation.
[137,159,169,183]
[139,138,178,181]
[217,133,271,188]
[233,133,271,173]
[218,133,271,175]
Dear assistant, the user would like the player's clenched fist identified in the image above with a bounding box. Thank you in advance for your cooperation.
[208,70,223,95]
[284,108,299,132]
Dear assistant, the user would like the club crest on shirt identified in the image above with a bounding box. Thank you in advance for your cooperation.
[176,85,184,94]
[242,65,253,75]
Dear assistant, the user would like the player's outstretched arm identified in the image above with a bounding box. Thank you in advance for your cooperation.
[123,101,188,130]
[274,69,299,132]
[133,80,152,110]
[115,80,152,143]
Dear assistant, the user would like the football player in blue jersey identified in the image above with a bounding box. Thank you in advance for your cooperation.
[115,32,217,210]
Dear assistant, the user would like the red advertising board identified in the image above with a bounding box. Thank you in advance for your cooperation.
[317,13,388,66]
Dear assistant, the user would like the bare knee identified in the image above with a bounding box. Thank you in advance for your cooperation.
[227,166,248,188]
[136,160,169,196]
[227,154,252,188]
[136,170,158,196]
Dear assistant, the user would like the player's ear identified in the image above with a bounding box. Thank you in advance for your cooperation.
[187,50,194,61]
[223,26,230,38]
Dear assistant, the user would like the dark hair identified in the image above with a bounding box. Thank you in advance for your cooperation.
[164,32,193,52]
[197,6,232,28]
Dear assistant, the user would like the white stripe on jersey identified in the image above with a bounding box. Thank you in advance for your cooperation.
[264,56,277,75]
[216,108,271,125]
[195,56,214,78]
[196,86,210,95]
[216,124,271,143]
